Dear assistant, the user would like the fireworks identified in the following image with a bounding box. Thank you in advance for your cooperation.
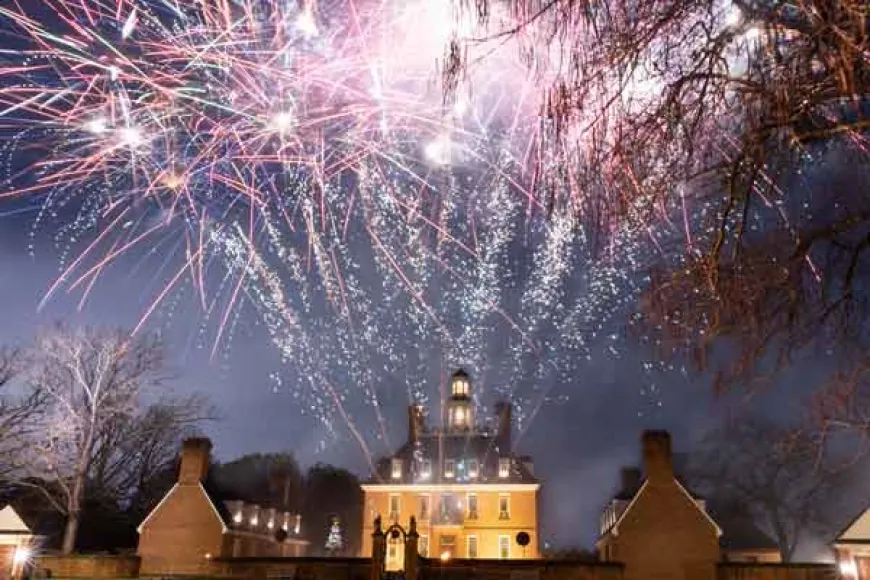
[0,0,680,456]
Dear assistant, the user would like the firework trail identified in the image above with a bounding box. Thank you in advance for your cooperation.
[0,0,694,453]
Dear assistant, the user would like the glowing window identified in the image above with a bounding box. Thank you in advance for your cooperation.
[499,494,510,520]
[420,459,432,479]
[452,379,469,396]
[467,494,478,520]
[499,535,511,559]
[444,459,456,478]
[467,459,479,478]
[389,494,400,521]
[453,407,466,426]
[498,458,511,478]
[467,535,478,559]
[391,458,403,479]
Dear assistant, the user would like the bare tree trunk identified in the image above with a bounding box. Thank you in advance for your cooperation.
[61,510,79,555]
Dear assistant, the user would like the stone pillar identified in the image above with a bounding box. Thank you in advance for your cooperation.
[371,517,385,580]
[405,517,419,580]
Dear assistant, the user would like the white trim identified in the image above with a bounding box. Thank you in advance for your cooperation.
[674,479,722,537]
[137,482,229,534]
[361,483,540,492]
[607,479,722,538]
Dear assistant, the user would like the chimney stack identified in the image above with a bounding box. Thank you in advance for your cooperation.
[408,405,424,443]
[494,401,512,451]
[641,430,673,484]
[178,437,212,485]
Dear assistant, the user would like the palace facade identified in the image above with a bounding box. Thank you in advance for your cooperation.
[360,369,540,566]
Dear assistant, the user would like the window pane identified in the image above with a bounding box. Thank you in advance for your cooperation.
[499,536,510,559]
[467,536,478,558]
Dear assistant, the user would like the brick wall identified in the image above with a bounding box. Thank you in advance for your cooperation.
[717,563,837,580]
[34,554,140,578]
[138,485,225,576]
[419,558,624,580]
[212,556,372,580]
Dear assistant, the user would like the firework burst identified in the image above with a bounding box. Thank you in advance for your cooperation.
[0,0,673,456]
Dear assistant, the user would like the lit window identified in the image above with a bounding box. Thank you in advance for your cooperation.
[233,511,243,524]
[294,514,301,535]
[440,494,453,519]
[452,379,468,397]
[454,407,466,426]
[391,458,403,479]
[467,494,478,520]
[444,459,456,478]
[389,494,400,521]
[499,495,510,520]
[419,535,429,557]
[499,458,511,478]
[499,535,511,559]
[467,535,478,559]
[440,535,456,558]
[467,459,479,478]
[420,459,432,479]
[419,495,430,520]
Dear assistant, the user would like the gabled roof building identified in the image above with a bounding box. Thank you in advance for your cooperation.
[137,438,308,576]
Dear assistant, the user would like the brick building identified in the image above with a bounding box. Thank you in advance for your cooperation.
[361,369,540,566]
[137,438,308,576]
[0,505,36,580]
[597,430,789,580]
[833,506,870,579]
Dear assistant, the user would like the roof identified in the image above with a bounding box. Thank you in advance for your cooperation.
[836,507,870,543]
[602,478,722,539]
[0,505,31,535]
[366,431,537,485]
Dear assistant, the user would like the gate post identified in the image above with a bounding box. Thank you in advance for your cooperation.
[404,517,419,580]
[371,516,386,580]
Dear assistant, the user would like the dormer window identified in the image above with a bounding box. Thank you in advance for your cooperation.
[420,458,432,480]
[467,459,479,478]
[445,459,456,478]
[391,458,403,479]
[498,457,511,478]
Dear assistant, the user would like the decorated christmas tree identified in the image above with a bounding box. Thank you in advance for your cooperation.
[325,517,343,554]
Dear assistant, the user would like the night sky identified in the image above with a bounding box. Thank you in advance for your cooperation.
[0,215,815,549]
[0,0,849,555]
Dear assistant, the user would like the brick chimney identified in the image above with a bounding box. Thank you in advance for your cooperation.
[494,401,512,451]
[641,430,673,484]
[178,437,212,485]
[408,405,424,443]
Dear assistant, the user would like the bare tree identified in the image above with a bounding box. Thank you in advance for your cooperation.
[690,415,857,561]
[24,325,172,554]
[89,395,215,509]
[0,347,45,480]
[449,0,869,395]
